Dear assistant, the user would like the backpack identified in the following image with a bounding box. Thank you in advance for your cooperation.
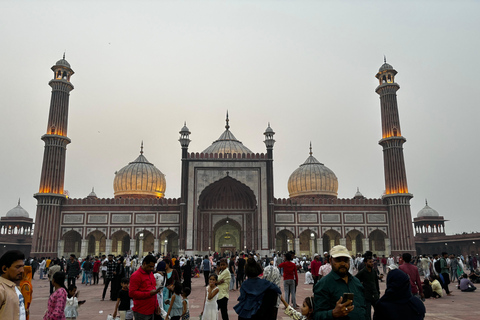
[434,259,441,273]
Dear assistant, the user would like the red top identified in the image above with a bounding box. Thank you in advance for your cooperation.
[399,263,423,295]
[278,261,298,285]
[129,267,159,315]
[93,260,101,273]
[311,260,322,277]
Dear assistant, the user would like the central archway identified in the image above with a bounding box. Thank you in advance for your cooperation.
[197,176,257,252]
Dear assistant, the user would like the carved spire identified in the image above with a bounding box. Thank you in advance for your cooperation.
[225,110,230,130]
[140,141,144,155]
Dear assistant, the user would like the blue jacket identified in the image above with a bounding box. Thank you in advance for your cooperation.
[234,277,281,318]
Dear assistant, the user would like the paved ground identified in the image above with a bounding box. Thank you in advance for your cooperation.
[29,272,480,320]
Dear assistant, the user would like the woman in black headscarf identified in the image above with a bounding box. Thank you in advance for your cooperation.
[373,268,426,320]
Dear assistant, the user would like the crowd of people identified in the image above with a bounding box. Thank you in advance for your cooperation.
[0,248,479,320]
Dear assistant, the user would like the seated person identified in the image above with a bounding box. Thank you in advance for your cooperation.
[422,279,433,299]
[459,273,477,292]
[469,271,479,283]
[429,275,443,299]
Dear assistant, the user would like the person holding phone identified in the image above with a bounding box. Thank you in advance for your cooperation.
[313,245,366,319]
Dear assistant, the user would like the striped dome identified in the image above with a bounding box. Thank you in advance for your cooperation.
[113,149,166,198]
[288,147,338,198]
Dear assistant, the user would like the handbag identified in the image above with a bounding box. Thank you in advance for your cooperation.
[182,311,190,320]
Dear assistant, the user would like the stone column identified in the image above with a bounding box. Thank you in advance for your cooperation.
[139,239,144,257]
[340,238,347,247]
[130,239,136,256]
[80,239,88,258]
[294,238,300,253]
[310,238,315,257]
[105,239,112,255]
[385,238,391,256]
[155,239,160,255]
[57,240,65,257]
[363,238,370,253]
[316,238,323,254]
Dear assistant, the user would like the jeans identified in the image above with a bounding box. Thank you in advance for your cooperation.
[284,279,296,306]
[103,277,114,300]
[39,268,44,280]
[93,272,99,284]
[84,271,92,284]
[441,273,451,294]
[67,276,76,287]
[236,272,244,289]
[217,297,229,320]
[229,274,236,290]
[203,270,210,286]
[451,268,458,282]
[133,311,154,320]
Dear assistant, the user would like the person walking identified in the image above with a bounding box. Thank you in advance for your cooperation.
[216,259,231,320]
[278,252,299,309]
[202,255,212,286]
[398,253,424,300]
[129,255,161,320]
[439,252,453,296]
[102,254,116,301]
[66,255,80,288]
[44,271,68,320]
[355,256,380,319]
[228,256,236,291]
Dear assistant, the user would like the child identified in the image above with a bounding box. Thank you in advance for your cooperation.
[280,295,314,320]
[200,274,220,320]
[113,277,133,320]
[65,285,85,320]
[181,287,191,320]
[166,281,183,320]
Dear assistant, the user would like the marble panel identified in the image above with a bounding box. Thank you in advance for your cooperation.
[321,213,340,223]
[367,213,386,223]
[88,214,107,223]
[298,213,318,223]
[344,214,364,223]
[112,214,132,224]
[275,213,294,223]
[63,214,83,224]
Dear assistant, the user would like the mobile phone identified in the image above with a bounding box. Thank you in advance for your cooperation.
[342,293,354,304]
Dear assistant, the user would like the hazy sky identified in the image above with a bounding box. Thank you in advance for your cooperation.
[1,1,479,235]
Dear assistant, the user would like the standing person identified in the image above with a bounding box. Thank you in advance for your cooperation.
[228,256,236,291]
[163,258,180,312]
[20,265,33,320]
[313,245,366,320]
[101,255,108,284]
[39,258,47,280]
[82,256,93,286]
[381,255,387,276]
[181,259,192,289]
[234,258,281,320]
[373,269,425,320]
[129,255,161,320]
[216,259,231,320]
[310,254,321,286]
[44,271,68,320]
[450,255,459,283]
[31,258,39,280]
[317,255,332,281]
[355,256,381,320]
[125,256,131,278]
[398,253,424,300]
[112,257,125,300]
[439,252,453,296]
[201,275,219,320]
[66,255,80,287]
[48,259,61,295]
[263,260,281,319]
[202,255,212,286]
[102,254,116,301]
[92,257,101,285]
[65,285,86,320]
[0,250,25,319]
[165,281,183,320]
[387,255,395,272]
[113,278,133,320]
[278,252,299,309]
[236,254,246,289]
[420,255,430,279]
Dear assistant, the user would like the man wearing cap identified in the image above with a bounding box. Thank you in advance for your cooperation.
[313,245,366,320]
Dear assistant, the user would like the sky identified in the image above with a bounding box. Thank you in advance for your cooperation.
[1,1,479,235]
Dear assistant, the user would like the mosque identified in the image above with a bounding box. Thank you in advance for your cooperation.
[20,57,422,259]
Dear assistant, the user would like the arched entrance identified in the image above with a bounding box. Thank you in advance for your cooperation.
[299,229,317,257]
[276,229,295,253]
[111,230,130,256]
[197,176,257,252]
[346,230,364,255]
[136,230,155,256]
[214,218,241,255]
[87,230,106,256]
[369,230,387,256]
[63,230,82,257]
[323,229,341,253]
[159,230,179,255]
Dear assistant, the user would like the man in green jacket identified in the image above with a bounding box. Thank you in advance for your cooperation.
[314,245,366,320]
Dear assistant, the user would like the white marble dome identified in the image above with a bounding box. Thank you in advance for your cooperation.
[417,201,439,218]
[6,200,29,218]
[202,118,252,155]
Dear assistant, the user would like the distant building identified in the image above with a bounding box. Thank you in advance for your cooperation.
[26,57,419,258]
[414,201,479,256]
[0,200,33,257]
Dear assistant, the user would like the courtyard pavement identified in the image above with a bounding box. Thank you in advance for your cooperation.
[28,272,479,320]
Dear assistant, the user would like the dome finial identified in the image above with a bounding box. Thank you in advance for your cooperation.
[92,187,95,192]
[425,198,428,206]
[225,110,230,130]
[18,198,20,206]
[63,51,66,60]
[384,55,386,63]
[140,141,144,155]
[309,142,313,156]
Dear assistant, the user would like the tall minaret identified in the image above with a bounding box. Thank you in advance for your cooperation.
[375,59,416,256]
[31,56,74,257]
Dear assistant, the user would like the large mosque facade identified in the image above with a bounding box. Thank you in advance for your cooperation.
[29,57,418,258]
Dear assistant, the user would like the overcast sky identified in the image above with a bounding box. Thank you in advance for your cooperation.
[1,1,479,235]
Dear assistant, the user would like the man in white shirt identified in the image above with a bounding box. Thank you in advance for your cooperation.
[101,254,108,284]
[39,258,46,280]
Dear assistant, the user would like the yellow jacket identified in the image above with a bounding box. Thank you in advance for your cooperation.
[0,276,20,319]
